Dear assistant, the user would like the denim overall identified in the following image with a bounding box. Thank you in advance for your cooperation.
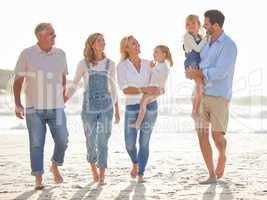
[184,34,202,70]
[184,50,201,70]
[81,58,114,168]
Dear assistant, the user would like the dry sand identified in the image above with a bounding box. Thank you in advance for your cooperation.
[0,124,267,200]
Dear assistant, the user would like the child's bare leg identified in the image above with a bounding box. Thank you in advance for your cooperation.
[192,78,204,120]
[129,94,157,129]
[191,91,199,120]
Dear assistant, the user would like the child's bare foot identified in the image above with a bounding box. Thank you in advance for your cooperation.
[34,176,44,190]
[137,176,146,183]
[91,164,99,182]
[191,111,200,121]
[128,123,140,129]
[130,164,138,178]
[50,163,63,184]
[199,177,217,185]
[216,155,227,179]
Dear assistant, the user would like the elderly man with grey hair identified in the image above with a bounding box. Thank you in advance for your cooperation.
[13,23,69,190]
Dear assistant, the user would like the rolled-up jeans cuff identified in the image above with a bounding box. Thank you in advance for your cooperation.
[51,158,63,166]
[87,155,97,165]
[137,171,144,176]
[97,163,108,169]
[31,170,44,176]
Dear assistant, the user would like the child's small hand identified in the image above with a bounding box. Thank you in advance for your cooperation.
[150,60,156,68]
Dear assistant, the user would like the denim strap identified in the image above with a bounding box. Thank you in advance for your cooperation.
[84,58,110,73]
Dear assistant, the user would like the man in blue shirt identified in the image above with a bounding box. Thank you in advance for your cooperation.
[186,10,237,184]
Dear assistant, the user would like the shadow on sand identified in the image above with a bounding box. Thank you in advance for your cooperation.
[202,180,234,200]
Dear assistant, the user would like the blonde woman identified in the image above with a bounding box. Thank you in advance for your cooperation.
[65,33,120,185]
[117,36,161,183]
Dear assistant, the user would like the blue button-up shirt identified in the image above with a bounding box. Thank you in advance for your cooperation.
[199,32,237,101]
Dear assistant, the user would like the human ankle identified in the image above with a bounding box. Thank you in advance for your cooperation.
[35,176,43,183]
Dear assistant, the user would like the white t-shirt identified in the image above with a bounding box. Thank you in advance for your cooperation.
[14,45,68,109]
[149,62,170,89]
[66,58,118,104]
[117,59,152,105]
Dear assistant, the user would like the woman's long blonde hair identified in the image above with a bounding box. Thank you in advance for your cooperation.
[83,33,106,65]
[120,35,134,62]
[156,45,173,67]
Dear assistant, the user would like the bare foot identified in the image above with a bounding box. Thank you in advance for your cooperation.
[216,140,227,179]
[199,177,217,185]
[130,164,138,178]
[98,178,107,186]
[34,176,44,190]
[91,164,99,183]
[98,168,106,185]
[50,164,63,184]
[191,111,200,121]
[137,176,146,183]
[216,155,227,179]
[128,123,140,129]
[35,184,45,190]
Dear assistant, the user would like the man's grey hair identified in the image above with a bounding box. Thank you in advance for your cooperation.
[34,23,52,37]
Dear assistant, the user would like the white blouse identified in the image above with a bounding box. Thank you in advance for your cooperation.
[117,59,152,105]
[66,58,118,104]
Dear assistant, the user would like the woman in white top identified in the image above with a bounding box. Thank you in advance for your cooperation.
[117,35,161,183]
[65,33,120,185]
[129,45,173,129]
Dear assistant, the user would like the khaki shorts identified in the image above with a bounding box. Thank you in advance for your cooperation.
[195,95,229,134]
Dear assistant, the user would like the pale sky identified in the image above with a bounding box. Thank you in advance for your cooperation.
[0,0,266,97]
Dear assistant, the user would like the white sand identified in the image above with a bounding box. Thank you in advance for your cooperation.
[0,123,267,200]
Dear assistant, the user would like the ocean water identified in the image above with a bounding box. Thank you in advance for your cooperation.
[1,93,267,134]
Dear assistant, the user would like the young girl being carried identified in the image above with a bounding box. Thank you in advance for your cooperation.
[129,45,173,129]
[183,14,207,120]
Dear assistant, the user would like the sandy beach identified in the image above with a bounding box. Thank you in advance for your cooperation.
[0,113,267,200]
[1,0,267,199]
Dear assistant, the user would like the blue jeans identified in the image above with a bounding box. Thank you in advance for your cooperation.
[124,101,158,176]
[82,107,113,169]
[25,108,69,176]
